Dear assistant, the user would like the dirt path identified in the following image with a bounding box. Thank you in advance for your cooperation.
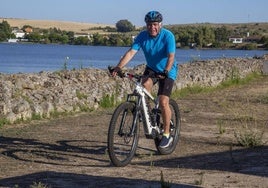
[0,76,268,188]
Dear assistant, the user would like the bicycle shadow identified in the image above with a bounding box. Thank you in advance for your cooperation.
[0,171,200,188]
[0,136,202,187]
[0,136,109,167]
[135,144,268,178]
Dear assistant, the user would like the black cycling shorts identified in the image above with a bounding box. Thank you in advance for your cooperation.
[143,67,174,97]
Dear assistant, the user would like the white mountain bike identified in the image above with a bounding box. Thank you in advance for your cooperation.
[107,66,181,167]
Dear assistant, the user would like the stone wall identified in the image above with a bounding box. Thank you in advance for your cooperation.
[0,54,267,123]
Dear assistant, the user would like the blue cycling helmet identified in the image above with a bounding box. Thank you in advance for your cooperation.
[144,11,163,23]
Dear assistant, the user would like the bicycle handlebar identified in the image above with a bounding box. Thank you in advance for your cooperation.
[108,66,141,80]
[108,66,165,81]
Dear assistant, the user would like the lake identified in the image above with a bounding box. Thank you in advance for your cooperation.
[0,43,267,74]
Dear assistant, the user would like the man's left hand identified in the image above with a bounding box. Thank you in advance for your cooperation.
[158,70,168,79]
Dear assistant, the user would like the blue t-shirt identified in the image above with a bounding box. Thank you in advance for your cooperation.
[132,28,178,80]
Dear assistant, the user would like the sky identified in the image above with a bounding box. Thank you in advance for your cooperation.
[1,0,268,27]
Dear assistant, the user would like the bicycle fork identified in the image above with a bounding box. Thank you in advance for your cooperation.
[117,103,139,138]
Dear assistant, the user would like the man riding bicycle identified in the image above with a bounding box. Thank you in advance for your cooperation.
[111,10,178,148]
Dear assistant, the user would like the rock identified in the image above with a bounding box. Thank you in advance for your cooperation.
[41,102,54,118]
[6,112,17,123]
[13,100,30,114]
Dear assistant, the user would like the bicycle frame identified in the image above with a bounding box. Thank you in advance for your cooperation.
[126,76,161,137]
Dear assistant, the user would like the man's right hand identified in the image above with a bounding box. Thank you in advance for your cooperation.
[108,66,122,77]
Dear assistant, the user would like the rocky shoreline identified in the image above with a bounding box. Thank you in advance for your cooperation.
[0,55,267,124]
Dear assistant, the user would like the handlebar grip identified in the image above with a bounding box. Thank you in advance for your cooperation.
[108,66,125,78]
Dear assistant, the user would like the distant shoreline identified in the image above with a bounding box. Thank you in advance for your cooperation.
[1,41,267,51]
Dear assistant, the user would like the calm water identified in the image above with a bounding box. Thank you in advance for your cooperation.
[0,43,267,74]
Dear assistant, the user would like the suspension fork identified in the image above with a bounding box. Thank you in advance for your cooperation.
[117,108,128,136]
[128,94,142,136]
[118,94,141,136]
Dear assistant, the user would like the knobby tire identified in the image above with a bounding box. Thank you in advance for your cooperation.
[107,102,139,167]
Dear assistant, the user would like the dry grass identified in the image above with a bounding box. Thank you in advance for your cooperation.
[1,17,114,33]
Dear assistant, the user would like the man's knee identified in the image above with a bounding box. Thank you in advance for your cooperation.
[159,95,169,109]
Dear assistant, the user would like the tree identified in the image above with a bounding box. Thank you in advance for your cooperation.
[25,32,42,42]
[215,26,230,42]
[174,26,197,47]
[74,36,89,45]
[260,36,268,49]
[194,25,215,47]
[92,33,104,45]
[0,20,12,41]
[116,19,135,32]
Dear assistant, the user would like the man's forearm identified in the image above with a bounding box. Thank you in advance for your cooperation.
[117,49,137,68]
[165,53,175,71]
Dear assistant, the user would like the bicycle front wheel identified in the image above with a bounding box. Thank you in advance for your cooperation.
[107,102,139,167]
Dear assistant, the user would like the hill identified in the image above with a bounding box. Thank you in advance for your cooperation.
[1,17,115,33]
[3,17,268,36]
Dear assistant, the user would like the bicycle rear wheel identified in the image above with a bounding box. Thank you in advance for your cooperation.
[154,98,181,155]
[107,102,139,167]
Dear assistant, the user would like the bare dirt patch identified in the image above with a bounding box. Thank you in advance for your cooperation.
[0,76,267,188]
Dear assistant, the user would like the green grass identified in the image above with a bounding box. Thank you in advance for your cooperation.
[172,72,263,99]
[99,94,117,108]
[217,119,226,134]
[31,113,42,121]
[219,71,262,88]
[76,90,88,100]
[172,85,210,98]
[0,118,9,128]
